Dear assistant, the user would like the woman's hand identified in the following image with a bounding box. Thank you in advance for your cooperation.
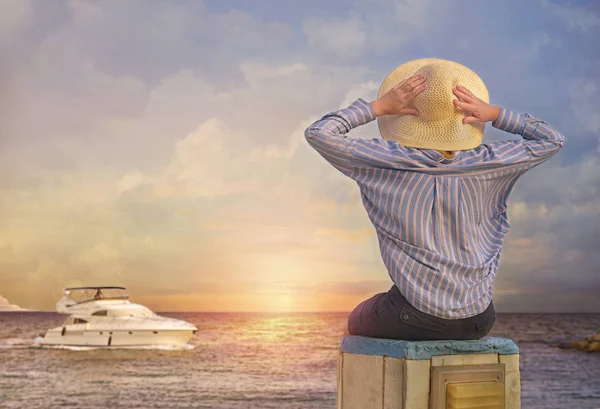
[452,85,501,125]
[370,74,427,116]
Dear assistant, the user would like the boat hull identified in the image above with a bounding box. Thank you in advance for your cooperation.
[41,328,195,347]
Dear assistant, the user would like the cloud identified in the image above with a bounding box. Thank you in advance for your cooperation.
[540,0,600,33]
[0,296,31,311]
[302,0,450,61]
[0,0,32,44]
[156,117,268,197]
[117,170,147,195]
[303,17,367,60]
[569,78,600,134]
[59,1,293,83]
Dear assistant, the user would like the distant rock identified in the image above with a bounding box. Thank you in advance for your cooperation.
[559,332,600,352]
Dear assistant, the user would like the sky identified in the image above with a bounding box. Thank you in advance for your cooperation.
[0,0,599,313]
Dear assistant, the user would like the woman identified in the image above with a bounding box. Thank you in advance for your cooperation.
[304,58,565,341]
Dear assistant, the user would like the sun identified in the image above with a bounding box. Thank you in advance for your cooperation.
[277,295,295,312]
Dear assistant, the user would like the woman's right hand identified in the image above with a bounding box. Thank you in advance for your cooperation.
[452,85,501,125]
[370,74,427,117]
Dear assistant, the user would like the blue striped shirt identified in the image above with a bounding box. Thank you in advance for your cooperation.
[305,98,565,319]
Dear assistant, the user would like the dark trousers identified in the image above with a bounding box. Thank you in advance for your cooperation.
[347,285,496,341]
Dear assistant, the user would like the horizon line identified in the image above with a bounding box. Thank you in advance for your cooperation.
[2,310,600,314]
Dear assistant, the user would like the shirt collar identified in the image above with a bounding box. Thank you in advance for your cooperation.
[421,149,460,163]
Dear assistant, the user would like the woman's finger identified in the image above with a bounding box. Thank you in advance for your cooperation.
[401,75,426,92]
[457,85,479,102]
[453,87,474,103]
[409,74,426,85]
[393,78,409,91]
[398,107,419,116]
[407,83,427,100]
[462,115,479,125]
[388,78,409,95]
[453,98,472,111]
[457,85,476,97]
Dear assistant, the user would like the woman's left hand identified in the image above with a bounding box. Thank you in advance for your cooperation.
[370,74,427,117]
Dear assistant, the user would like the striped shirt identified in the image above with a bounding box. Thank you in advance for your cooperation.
[305,98,565,319]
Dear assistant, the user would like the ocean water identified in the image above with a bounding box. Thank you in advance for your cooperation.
[1,312,599,409]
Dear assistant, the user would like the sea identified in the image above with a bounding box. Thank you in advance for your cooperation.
[1,312,599,409]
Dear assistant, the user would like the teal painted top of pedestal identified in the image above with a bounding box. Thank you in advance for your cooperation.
[341,336,519,359]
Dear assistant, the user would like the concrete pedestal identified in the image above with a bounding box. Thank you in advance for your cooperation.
[338,336,520,409]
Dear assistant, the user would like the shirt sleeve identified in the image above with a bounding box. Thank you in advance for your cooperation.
[305,98,438,176]
[491,108,566,167]
[304,98,376,177]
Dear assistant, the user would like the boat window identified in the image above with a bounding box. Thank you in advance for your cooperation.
[107,310,128,317]
[74,318,88,324]
[92,310,108,316]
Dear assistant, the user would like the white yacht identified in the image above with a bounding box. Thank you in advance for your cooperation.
[41,286,198,348]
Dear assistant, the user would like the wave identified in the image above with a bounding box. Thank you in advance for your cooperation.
[0,337,33,349]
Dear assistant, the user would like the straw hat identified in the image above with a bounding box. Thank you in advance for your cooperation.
[377,58,489,151]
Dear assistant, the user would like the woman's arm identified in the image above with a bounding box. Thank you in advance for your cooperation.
[304,98,376,177]
[491,109,565,166]
[304,74,428,177]
[453,86,566,168]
